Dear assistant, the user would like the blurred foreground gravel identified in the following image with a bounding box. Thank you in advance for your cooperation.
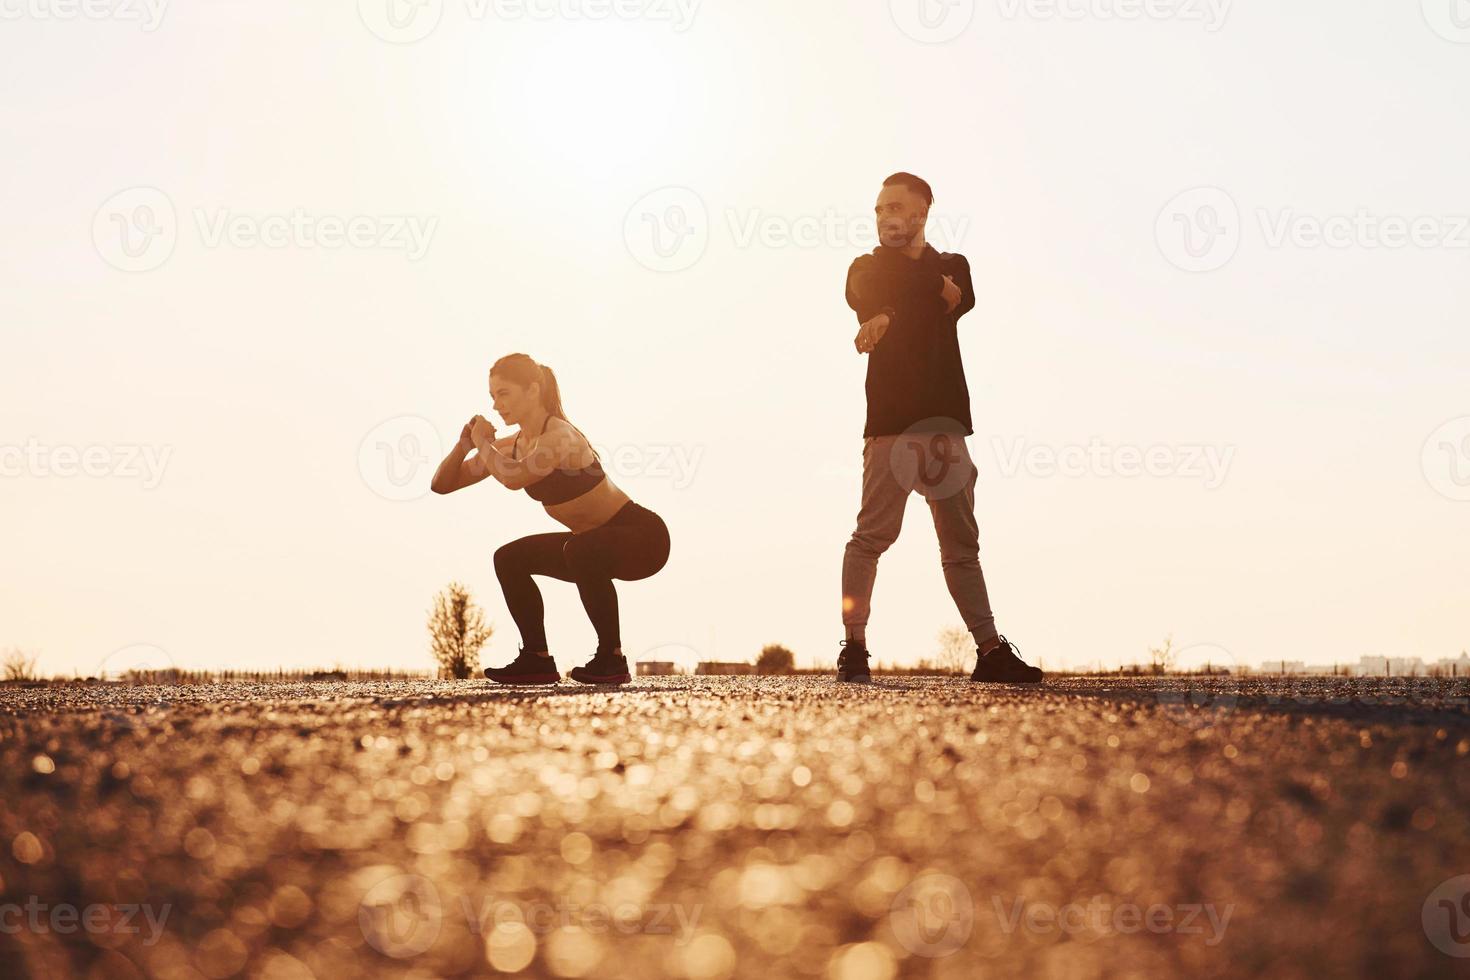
[3,676,1469,979]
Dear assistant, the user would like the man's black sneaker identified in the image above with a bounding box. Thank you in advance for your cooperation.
[970,636,1043,684]
[484,648,560,685]
[836,641,872,684]
[568,650,631,685]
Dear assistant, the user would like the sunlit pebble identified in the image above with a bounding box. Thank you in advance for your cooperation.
[561,831,593,866]
[253,950,314,980]
[487,813,523,844]
[738,863,804,909]
[195,928,249,980]
[268,884,313,929]
[545,926,603,978]
[184,827,217,860]
[12,831,44,865]
[678,933,737,980]
[828,942,897,980]
[485,921,537,972]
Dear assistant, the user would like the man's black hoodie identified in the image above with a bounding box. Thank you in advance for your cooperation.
[845,243,977,438]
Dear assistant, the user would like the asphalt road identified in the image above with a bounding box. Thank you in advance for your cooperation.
[2,676,1467,978]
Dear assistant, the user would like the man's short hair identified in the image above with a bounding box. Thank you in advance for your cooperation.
[883,172,934,207]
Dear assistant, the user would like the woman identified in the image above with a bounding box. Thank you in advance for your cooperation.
[431,354,670,685]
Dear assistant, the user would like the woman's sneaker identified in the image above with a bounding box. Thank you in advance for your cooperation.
[970,636,1043,684]
[836,640,872,684]
[484,648,560,685]
[569,650,631,685]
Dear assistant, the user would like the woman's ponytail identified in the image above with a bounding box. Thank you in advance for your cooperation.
[539,365,568,421]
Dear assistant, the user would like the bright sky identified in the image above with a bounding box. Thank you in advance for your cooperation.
[4,1,1469,678]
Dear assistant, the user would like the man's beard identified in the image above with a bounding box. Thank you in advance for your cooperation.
[881,226,915,248]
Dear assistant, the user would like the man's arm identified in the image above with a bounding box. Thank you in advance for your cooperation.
[846,254,950,327]
[949,254,976,321]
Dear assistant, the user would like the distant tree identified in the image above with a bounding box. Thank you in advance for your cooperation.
[755,644,795,675]
[428,583,492,680]
[1148,634,1176,675]
[935,627,972,674]
[3,647,39,682]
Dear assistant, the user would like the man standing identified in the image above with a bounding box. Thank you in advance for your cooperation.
[838,172,1042,685]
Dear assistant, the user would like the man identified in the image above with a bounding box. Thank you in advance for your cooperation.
[838,172,1042,685]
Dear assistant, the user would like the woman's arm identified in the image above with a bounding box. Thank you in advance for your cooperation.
[471,420,574,492]
[430,419,492,495]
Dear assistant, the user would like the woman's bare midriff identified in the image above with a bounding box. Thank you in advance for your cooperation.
[545,477,631,534]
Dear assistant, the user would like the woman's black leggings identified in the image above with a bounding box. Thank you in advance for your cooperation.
[493,501,670,656]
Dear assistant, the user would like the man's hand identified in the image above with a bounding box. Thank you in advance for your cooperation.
[940,275,962,314]
[854,313,891,355]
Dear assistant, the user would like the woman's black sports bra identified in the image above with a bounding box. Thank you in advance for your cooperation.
[515,419,607,506]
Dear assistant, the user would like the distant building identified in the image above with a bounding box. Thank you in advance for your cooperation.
[1357,656,1390,677]
[1259,661,1309,675]
[637,661,676,676]
[1355,656,1430,677]
[1432,654,1470,677]
[695,662,755,676]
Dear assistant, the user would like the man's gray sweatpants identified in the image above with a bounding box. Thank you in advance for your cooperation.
[841,429,998,647]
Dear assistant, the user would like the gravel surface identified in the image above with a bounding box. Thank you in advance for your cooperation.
[2,676,1468,979]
